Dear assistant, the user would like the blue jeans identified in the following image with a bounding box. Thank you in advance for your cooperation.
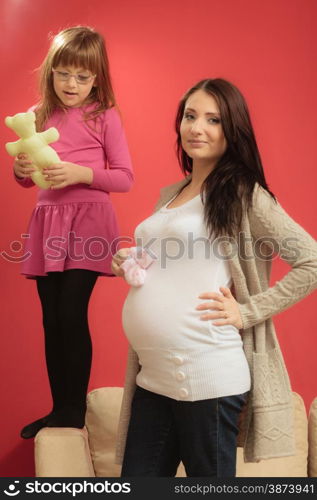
[121,386,248,477]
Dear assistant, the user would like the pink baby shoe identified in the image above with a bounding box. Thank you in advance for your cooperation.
[120,247,155,286]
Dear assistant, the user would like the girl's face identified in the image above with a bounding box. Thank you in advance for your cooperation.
[180,89,227,167]
[52,65,96,108]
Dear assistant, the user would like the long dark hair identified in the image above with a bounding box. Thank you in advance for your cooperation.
[175,78,276,238]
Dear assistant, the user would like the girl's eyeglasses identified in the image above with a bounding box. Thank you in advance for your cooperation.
[52,69,96,85]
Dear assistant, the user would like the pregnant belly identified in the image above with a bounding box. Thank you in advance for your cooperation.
[122,289,182,348]
[122,287,242,350]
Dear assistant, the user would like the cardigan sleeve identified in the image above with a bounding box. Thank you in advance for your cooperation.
[238,184,317,329]
[114,345,139,465]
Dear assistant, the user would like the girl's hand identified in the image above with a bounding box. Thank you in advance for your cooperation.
[196,286,243,329]
[43,162,93,189]
[111,248,132,277]
[14,153,35,179]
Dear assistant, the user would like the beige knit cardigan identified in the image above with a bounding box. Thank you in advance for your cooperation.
[115,177,317,463]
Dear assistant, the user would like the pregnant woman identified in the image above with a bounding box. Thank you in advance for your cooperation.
[112,78,317,477]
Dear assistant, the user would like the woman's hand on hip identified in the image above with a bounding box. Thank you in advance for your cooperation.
[196,286,243,329]
[43,162,93,189]
[111,248,131,278]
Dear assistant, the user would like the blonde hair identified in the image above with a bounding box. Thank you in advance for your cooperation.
[35,26,116,130]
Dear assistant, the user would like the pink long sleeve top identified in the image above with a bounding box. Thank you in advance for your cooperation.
[15,105,134,278]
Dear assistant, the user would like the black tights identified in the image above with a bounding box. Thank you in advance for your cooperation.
[36,269,99,427]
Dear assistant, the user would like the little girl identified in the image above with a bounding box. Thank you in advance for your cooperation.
[13,26,134,438]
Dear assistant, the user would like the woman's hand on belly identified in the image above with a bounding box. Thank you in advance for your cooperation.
[111,248,131,278]
[196,286,243,329]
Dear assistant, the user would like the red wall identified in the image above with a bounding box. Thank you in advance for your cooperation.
[1,0,316,477]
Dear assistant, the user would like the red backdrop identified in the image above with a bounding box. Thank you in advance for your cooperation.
[0,0,316,477]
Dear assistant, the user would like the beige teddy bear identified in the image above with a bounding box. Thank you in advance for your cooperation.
[5,111,60,189]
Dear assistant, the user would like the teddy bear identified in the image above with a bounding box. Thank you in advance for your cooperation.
[5,111,60,189]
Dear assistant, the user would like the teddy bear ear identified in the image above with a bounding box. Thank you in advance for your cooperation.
[4,117,12,128]
[25,111,35,121]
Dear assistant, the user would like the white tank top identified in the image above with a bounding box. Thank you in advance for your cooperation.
[122,194,251,401]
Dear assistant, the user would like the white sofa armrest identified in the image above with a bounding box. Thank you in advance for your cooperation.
[308,397,317,477]
[35,427,95,477]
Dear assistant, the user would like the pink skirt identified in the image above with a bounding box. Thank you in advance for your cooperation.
[21,201,120,279]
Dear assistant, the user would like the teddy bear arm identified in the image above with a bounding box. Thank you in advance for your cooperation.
[5,141,22,157]
[39,128,59,145]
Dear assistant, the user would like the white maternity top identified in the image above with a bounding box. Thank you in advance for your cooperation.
[122,194,251,401]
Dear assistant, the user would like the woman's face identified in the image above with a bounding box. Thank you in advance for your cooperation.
[180,89,227,167]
